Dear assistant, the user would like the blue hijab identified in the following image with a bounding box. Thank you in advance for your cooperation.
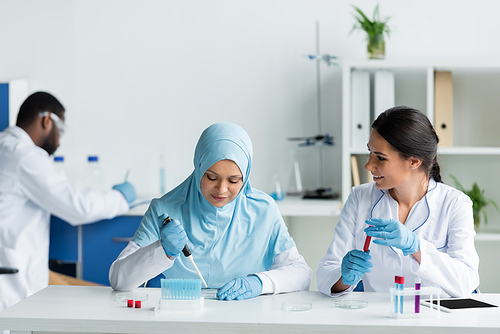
[132,122,295,288]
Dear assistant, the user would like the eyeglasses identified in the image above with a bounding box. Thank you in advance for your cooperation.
[38,111,66,137]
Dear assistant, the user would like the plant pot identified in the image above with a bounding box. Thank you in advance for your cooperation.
[474,216,480,232]
[367,35,385,59]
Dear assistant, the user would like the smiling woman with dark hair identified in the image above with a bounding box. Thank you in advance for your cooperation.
[317,106,479,298]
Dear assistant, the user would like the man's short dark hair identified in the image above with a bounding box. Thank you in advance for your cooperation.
[16,91,65,126]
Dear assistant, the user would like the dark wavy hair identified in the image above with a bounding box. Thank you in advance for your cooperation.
[372,106,442,183]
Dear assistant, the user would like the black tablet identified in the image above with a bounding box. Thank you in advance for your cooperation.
[421,298,498,313]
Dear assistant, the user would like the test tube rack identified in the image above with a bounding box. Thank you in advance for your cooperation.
[389,286,441,319]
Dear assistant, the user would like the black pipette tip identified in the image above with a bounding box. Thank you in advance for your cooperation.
[182,244,192,257]
[0,267,19,274]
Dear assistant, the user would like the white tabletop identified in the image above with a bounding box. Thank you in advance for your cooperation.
[1,286,499,334]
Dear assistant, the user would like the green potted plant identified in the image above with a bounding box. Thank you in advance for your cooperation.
[350,4,391,59]
[449,174,499,231]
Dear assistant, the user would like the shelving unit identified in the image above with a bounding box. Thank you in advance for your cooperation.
[341,60,500,204]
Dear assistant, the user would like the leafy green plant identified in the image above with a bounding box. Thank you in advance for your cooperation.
[449,174,499,230]
[350,4,391,59]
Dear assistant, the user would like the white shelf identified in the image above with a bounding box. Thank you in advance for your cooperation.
[438,147,500,155]
[475,233,500,241]
[349,147,500,156]
[125,197,342,217]
[342,59,500,70]
[126,203,150,216]
[276,197,342,217]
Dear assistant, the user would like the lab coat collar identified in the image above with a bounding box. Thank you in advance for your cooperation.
[371,178,437,231]
[6,126,37,146]
[3,126,50,159]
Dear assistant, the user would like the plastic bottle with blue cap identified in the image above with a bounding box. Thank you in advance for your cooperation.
[82,155,104,191]
[53,156,68,177]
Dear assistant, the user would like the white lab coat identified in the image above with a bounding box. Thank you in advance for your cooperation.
[317,179,480,298]
[0,126,130,312]
[109,241,312,295]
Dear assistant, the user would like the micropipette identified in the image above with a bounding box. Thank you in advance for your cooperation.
[163,216,208,288]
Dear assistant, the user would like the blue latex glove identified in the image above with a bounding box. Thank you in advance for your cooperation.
[341,249,373,286]
[217,275,263,301]
[112,181,136,204]
[365,218,420,256]
[160,217,188,257]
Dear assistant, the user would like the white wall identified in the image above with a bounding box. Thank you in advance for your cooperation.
[3,0,500,197]
[2,0,500,290]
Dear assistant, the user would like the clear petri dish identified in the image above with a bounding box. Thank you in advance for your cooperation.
[282,302,312,311]
[114,292,149,302]
[332,299,368,309]
[201,289,218,299]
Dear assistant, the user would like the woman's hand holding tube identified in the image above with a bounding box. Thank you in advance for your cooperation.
[217,276,263,301]
[341,250,373,286]
[159,217,188,257]
[365,218,420,256]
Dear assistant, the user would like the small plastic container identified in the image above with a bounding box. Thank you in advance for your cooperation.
[390,286,441,318]
[201,289,218,299]
[114,292,148,307]
[282,302,312,311]
[332,299,368,309]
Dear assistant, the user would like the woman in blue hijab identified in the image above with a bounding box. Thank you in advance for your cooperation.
[110,122,312,300]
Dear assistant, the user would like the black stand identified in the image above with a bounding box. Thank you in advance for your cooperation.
[303,188,339,200]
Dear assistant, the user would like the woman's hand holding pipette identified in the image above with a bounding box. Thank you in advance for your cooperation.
[217,276,263,301]
[341,249,373,286]
[159,216,188,257]
[364,218,420,256]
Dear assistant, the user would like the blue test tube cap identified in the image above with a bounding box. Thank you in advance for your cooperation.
[88,156,99,162]
[54,156,64,162]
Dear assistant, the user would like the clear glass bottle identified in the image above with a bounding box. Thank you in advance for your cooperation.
[82,156,104,191]
[270,174,285,201]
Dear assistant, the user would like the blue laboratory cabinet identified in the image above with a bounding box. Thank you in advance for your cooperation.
[49,215,143,286]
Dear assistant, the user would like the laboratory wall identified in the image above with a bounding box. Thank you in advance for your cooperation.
[1,0,500,290]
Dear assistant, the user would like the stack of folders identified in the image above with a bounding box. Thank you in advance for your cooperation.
[434,71,453,147]
[374,70,395,119]
[350,69,395,186]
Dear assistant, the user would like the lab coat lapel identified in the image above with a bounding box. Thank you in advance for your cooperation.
[404,178,436,232]
[370,189,396,221]
[368,188,403,259]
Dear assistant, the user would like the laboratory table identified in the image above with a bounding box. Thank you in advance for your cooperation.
[1,286,500,334]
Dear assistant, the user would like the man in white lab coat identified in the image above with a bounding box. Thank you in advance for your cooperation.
[0,92,136,312]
